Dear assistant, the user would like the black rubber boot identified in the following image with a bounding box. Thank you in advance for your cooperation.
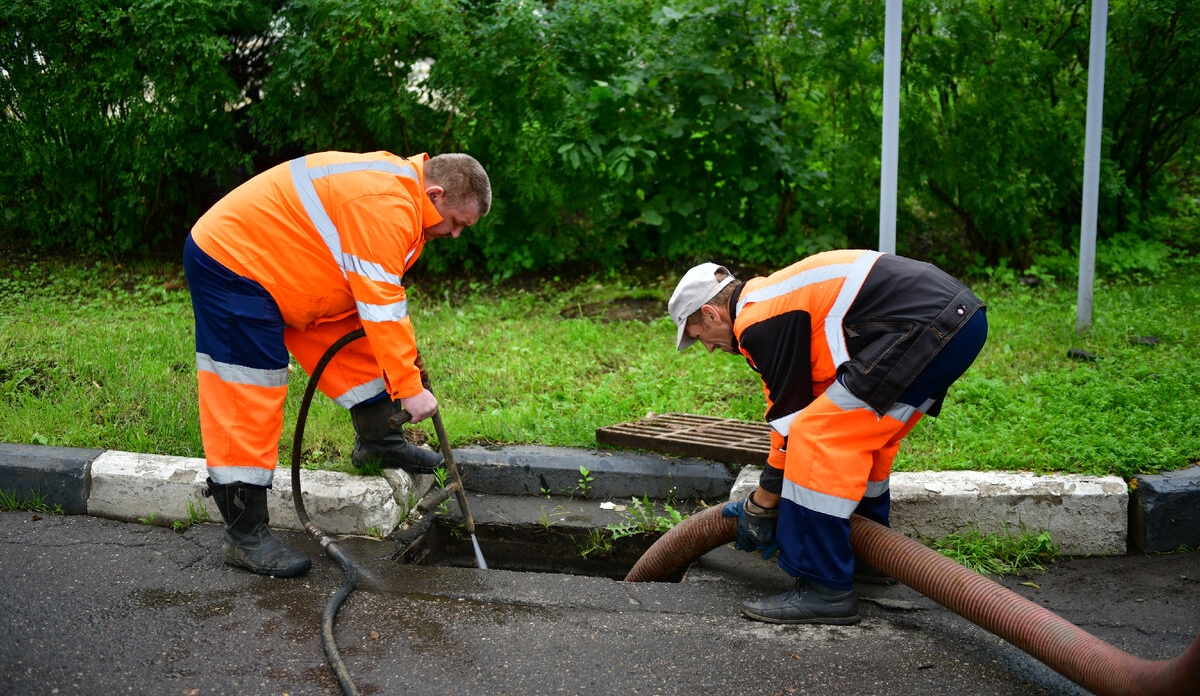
[741,578,860,625]
[350,398,443,473]
[206,479,311,578]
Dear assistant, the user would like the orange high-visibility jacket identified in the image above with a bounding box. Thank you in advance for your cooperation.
[190,151,441,401]
[732,250,984,476]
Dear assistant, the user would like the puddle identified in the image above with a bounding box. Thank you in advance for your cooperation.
[393,518,684,582]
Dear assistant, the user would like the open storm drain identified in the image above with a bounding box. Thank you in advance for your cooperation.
[392,518,685,582]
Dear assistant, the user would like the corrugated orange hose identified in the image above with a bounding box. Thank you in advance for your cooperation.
[625,504,1200,696]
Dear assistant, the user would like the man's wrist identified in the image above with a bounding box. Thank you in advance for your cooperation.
[745,492,778,517]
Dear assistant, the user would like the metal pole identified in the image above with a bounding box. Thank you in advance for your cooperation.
[1076,0,1108,334]
[878,0,903,254]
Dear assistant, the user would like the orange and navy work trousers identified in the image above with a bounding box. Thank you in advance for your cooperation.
[183,235,388,486]
[776,309,988,590]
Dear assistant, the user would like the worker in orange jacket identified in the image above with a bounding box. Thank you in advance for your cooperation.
[183,150,491,577]
[669,250,987,624]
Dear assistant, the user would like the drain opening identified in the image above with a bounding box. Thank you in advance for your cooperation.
[394,518,686,582]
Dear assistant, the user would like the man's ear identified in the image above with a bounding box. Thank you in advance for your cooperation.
[425,185,445,203]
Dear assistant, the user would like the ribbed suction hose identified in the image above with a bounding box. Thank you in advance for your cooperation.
[625,505,1200,696]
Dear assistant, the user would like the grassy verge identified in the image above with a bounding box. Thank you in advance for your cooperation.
[1,255,1197,480]
[930,523,1061,576]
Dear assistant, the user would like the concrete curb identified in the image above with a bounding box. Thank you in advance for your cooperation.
[2,442,1198,555]
[731,468,1129,556]
[452,445,734,499]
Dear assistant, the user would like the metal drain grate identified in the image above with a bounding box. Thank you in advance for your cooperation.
[595,412,770,466]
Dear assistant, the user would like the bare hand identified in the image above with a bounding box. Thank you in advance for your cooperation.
[400,389,438,423]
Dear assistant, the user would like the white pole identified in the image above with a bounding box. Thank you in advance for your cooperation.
[878,0,902,254]
[1077,0,1108,333]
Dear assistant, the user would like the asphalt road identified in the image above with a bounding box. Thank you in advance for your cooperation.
[1,510,1197,696]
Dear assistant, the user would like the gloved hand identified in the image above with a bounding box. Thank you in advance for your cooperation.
[722,493,779,560]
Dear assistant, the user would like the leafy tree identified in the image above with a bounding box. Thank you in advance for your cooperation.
[1,0,1196,276]
[0,0,277,254]
[1103,0,1200,236]
[897,0,1092,268]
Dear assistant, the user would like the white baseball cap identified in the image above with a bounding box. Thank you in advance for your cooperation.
[668,263,735,351]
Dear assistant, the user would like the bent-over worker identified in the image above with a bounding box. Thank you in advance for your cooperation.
[668,250,987,624]
[184,150,491,577]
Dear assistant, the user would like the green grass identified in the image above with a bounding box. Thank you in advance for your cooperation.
[930,523,1062,576]
[1,254,1198,480]
[0,487,65,515]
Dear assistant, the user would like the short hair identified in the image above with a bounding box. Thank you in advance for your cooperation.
[425,153,492,216]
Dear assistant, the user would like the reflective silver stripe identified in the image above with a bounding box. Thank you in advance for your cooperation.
[825,251,882,366]
[825,379,871,411]
[772,380,871,437]
[307,160,419,183]
[768,411,797,437]
[782,478,860,519]
[290,157,345,278]
[734,251,882,369]
[206,466,275,487]
[356,299,409,323]
[196,353,289,388]
[884,401,918,423]
[891,397,937,420]
[864,476,890,498]
[737,262,853,315]
[342,253,404,286]
[289,156,420,281]
[332,379,387,409]
[827,373,939,422]
[768,378,935,437]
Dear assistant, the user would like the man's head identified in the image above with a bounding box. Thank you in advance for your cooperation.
[668,263,738,353]
[423,153,492,240]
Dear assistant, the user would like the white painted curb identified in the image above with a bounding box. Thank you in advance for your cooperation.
[87,451,421,536]
[731,467,1128,556]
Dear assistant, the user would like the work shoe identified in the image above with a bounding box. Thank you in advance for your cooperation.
[741,578,860,625]
[205,479,311,578]
[350,398,444,473]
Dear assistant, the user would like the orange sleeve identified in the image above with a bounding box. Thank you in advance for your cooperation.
[336,192,427,400]
[757,379,787,471]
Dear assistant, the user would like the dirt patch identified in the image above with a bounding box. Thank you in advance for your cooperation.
[559,299,663,323]
[0,358,61,403]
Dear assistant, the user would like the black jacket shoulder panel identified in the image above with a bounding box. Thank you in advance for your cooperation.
[738,309,815,423]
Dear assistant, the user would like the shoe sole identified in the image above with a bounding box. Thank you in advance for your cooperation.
[351,453,443,474]
[740,607,862,625]
[224,556,312,578]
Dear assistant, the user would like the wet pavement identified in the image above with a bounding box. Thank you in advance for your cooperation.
[2,502,1198,696]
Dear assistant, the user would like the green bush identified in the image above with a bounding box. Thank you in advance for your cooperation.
[2,0,1197,277]
[0,0,272,254]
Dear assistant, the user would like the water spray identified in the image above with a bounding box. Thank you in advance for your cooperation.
[430,409,487,569]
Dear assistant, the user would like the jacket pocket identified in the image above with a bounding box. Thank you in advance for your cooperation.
[844,321,914,375]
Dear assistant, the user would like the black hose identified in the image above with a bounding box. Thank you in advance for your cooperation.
[291,328,367,696]
[290,328,486,692]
